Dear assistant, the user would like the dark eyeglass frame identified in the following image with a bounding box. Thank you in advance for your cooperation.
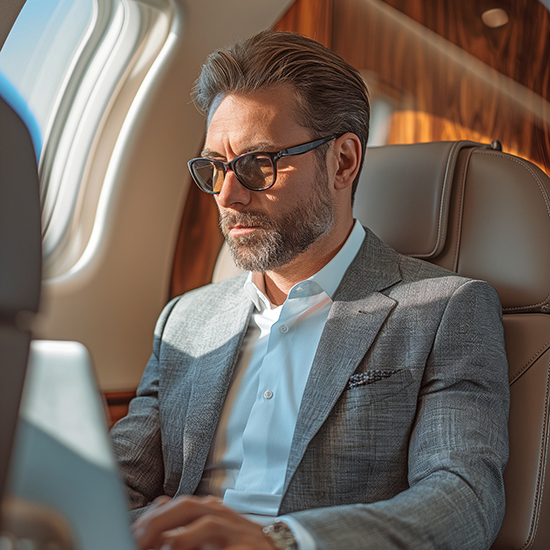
[188,134,339,194]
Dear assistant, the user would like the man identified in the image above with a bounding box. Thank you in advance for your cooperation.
[111,31,509,550]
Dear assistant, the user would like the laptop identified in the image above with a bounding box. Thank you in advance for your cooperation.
[6,340,138,550]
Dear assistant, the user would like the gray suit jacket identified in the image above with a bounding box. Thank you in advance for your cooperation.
[111,228,509,550]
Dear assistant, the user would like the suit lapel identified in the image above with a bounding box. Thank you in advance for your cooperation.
[284,229,402,492]
[177,287,254,495]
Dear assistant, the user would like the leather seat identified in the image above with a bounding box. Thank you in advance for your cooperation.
[354,140,550,550]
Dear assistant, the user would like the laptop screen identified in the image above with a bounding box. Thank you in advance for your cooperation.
[7,340,137,550]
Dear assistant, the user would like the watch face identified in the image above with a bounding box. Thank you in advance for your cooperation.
[263,522,298,550]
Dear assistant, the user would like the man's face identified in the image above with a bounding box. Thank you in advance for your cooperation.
[203,86,335,273]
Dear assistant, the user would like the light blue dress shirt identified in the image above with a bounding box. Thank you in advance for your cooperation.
[197,221,366,548]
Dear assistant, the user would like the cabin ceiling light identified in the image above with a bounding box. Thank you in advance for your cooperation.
[481,8,509,28]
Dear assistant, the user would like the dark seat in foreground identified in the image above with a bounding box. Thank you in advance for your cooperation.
[0,95,41,505]
[0,95,74,549]
[354,140,550,550]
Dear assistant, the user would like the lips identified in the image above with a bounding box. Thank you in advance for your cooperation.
[228,225,258,235]
[219,211,274,237]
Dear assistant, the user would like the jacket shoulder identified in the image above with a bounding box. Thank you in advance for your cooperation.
[169,272,249,320]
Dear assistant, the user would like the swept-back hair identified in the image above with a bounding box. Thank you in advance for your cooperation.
[193,31,370,202]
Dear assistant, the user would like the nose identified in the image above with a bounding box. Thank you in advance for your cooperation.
[215,169,251,209]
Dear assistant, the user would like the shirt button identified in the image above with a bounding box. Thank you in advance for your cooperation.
[264,390,273,399]
[279,324,288,334]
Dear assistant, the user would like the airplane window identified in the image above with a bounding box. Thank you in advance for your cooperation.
[0,0,174,278]
[0,0,94,160]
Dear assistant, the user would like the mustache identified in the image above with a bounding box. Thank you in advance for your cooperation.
[219,211,276,232]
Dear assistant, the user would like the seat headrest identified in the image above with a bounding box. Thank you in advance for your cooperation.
[0,96,41,321]
[354,141,550,313]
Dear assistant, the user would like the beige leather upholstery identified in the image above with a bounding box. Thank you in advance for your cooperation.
[354,141,550,550]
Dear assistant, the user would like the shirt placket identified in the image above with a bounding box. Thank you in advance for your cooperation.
[235,284,325,496]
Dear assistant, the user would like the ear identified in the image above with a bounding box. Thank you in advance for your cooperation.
[331,133,362,190]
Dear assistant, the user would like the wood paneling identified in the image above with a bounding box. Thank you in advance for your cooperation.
[104,390,136,427]
[274,0,549,173]
[170,182,224,298]
[331,0,550,174]
[275,0,333,46]
[382,0,550,103]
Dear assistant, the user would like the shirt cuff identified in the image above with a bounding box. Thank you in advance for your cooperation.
[277,515,318,550]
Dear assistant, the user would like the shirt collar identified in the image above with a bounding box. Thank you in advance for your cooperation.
[244,271,272,312]
[244,220,365,311]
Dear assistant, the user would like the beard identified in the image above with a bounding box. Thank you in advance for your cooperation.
[218,174,335,273]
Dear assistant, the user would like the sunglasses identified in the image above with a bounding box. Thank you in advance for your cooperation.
[187,135,338,194]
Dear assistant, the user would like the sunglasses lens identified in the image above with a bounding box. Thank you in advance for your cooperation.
[235,154,274,190]
[191,159,225,193]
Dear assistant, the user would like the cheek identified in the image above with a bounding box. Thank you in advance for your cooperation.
[262,190,299,220]
[276,170,318,203]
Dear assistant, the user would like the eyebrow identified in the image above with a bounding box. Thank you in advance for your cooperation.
[200,148,221,158]
[201,141,279,159]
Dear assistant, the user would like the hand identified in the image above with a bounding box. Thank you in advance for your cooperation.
[132,495,278,550]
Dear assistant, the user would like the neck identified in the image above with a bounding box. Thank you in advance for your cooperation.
[259,218,354,306]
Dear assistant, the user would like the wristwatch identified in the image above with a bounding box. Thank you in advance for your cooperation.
[262,521,298,550]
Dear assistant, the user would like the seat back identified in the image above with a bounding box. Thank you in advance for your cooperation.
[354,141,550,550]
[0,95,41,505]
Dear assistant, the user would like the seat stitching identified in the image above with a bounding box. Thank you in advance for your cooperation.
[509,339,550,384]
[412,142,459,258]
[412,142,476,259]
[435,141,461,257]
[503,294,550,313]
[472,151,550,312]
[508,353,550,549]
[524,358,550,548]
[450,147,469,272]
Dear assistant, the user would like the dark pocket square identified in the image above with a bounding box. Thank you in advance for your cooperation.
[346,369,401,389]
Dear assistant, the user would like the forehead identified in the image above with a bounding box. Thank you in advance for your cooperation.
[204,85,309,153]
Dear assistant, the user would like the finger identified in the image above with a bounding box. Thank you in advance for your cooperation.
[160,515,274,550]
[151,495,172,509]
[133,496,234,549]
[133,495,173,548]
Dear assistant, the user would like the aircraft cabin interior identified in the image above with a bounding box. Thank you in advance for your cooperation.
[0,0,549,548]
